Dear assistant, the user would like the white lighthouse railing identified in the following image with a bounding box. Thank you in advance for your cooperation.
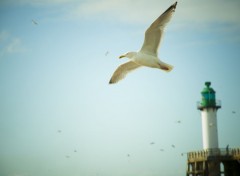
[187,148,240,161]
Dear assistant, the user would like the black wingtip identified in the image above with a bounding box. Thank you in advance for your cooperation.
[163,1,177,14]
[171,2,177,10]
[109,79,118,84]
[173,2,177,8]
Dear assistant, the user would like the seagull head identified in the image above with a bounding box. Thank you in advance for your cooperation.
[119,52,137,59]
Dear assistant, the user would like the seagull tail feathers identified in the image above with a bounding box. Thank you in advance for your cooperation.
[158,61,173,72]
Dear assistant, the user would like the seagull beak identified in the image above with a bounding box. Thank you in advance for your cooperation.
[119,55,125,59]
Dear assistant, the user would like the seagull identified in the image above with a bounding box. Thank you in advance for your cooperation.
[181,153,186,156]
[109,2,177,84]
[32,19,38,25]
[105,51,109,56]
[171,144,175,148]
[150,142,155,145]
[175,120,181,124]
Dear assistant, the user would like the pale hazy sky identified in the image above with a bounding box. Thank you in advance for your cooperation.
[1,0,240,176]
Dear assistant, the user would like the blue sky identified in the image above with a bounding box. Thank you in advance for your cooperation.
[0,0,240,176]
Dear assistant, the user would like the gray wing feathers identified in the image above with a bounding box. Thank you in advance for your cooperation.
[109,61,141,84]
[140,2,177,55]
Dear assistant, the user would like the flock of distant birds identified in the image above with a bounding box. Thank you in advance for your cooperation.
[56,120,183,159]
[57,130,77,159]
[54,109,239,161]
[55,110,238,160]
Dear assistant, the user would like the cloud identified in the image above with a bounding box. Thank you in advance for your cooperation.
[0,31,27,57]
[3,0,240,26]
[0,0,76,6]
[2,0,240,29]
[70,0,240,26]
[178,0,240,24]
[71,0,174,24]
[5,38,25,53]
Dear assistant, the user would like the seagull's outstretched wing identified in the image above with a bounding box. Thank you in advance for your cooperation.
[140,2,177,55]
[109,61,141,84]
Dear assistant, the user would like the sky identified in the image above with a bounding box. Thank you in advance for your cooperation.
[0,0,240,176]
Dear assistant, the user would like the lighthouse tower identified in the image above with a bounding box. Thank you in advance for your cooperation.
[197,82,221,150]
[186,82,240,176]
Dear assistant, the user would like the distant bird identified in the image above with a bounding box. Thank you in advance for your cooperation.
[160,149,164,152]
[127,154,130,157]
[175,120,181,124]
[32,19,38,25]
[74,150,77,153]
[57,130,62,133]
[171,144,175,148]
[232,111,236,114]
[150,142,155,145]
[65,155,70,158]
[109,2,177,84]
[105,51,109,56]
[181,153,187,156]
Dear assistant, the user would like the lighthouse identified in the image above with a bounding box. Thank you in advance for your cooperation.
[197,82,221,150]
[186,82,240,176]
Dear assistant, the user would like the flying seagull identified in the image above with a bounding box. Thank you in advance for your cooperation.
[109,2,177,84]
[175,120,181,124]
[105,51,109,56]
[32,19,38,25]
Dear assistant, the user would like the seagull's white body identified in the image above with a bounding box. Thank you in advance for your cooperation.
[130,52,172,69]
[109,2,177,84]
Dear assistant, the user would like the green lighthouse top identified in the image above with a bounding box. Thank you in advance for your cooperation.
[197,82,221,110]
[201,82,215,94]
